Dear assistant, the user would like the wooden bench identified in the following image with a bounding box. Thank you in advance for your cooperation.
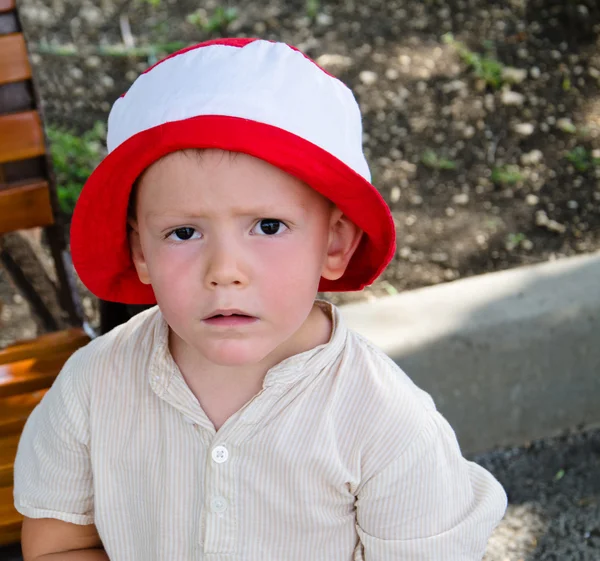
[0,0,92,546]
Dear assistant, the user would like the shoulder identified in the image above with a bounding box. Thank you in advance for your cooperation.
[340,327,437,417]
[51,306,164,403]
[69,306,162,377]
[331,326,441,470]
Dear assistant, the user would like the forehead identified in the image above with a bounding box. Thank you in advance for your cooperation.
[135,149,327,214]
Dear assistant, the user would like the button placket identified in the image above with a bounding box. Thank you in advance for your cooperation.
[203,440,237,554]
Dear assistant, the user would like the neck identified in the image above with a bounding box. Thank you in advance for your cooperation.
[169,301,333,390]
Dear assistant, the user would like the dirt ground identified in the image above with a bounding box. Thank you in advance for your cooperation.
[1,0,600,559]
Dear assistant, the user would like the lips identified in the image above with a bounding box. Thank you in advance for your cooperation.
[202,309,258,327]
[202,309,254,320]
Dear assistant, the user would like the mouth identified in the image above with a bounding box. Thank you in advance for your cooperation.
[202,309,258,327]
[203,309,254,320]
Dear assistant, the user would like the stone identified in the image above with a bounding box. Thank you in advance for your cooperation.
[526,194,540,206]
[453,193,469,205]
[385,68,399,80]
[502,67,527,84]
[69,67,84,80]
[522,239,534,251]
[442,80,467,94]
[316,53,353,71]
[514,123,535,136]
[101,75,115,89]
[85,56,102,69]
[530,67,541,79]
[390,187,401,203]
[399,247,412,259]
[316,13,333,26]
[359,70,378,86]
[501,90,525,106]
[557,118,577,134]
[521,150,544,166]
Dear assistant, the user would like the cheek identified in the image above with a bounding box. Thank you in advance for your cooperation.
[144,245,199,300]
[255,237,325,294]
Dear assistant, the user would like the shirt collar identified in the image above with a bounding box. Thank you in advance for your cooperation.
[148,300,348,396]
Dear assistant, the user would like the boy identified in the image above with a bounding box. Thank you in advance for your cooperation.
[14,38,507,560]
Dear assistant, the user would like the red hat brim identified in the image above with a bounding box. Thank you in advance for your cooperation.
[70,116,396,304]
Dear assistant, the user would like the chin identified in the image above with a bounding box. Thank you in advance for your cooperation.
[202,342,273,367]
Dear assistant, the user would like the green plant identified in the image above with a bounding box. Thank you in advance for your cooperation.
[47,122,106,214]
[443,33,505,89]
[491,165,524,185]
[505,232,526,250]
[187,6,238,33]
[306,0,320,19]
[421,149,457,170]
[565,146,600,172]
[140,0,161,6]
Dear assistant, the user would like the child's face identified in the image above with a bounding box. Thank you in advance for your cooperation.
[129,149,361,368]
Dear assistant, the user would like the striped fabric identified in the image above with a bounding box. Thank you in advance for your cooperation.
[14,302,506,560]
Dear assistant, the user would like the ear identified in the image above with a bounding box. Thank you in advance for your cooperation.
[321,207,363,281]
[128,219,152,285]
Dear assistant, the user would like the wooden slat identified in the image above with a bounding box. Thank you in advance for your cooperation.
[0,391,45,437]
[0,328,89,365]
[0,0,15,14]
[0,180,54,234]
[0,434,18,487]
[0,486,21,546]
[0,435,18,489]
[0,351,72,398]
[0,111,46,164]
[0,34,31,86]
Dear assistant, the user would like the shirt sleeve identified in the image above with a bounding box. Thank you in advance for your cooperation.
[355,411,507,560]
[13,348,95,525]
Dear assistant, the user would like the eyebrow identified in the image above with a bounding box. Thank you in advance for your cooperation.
[145,204,308,221]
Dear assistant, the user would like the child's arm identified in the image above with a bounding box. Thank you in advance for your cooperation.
[13,349,100,559]
[355,411,507,560]
[21,517,108,560]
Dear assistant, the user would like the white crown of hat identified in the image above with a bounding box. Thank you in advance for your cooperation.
[106,39,371,182]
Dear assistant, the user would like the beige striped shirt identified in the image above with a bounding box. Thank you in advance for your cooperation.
[14,302,506,560]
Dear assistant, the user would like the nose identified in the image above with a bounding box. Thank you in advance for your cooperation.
[204,235,248,289]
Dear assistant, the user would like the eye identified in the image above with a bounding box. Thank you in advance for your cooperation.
[252,219,289,236]
[166,227,201,241]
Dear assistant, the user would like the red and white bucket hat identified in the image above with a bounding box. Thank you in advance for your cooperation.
[70,38,396,304]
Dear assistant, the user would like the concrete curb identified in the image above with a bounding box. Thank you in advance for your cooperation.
[340,251,600,454]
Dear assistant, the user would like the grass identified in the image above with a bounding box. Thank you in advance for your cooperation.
[187,7,238,33]
[491,165,524,185]
[306,0,320,19]
[443,33,505,90]
[505,232,527,250]
[421,149,457,170]
[47,122,106,215]
[565,146,600,172]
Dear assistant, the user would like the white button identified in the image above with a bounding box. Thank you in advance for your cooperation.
[210,496,228,513]
[211,445,229,463]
